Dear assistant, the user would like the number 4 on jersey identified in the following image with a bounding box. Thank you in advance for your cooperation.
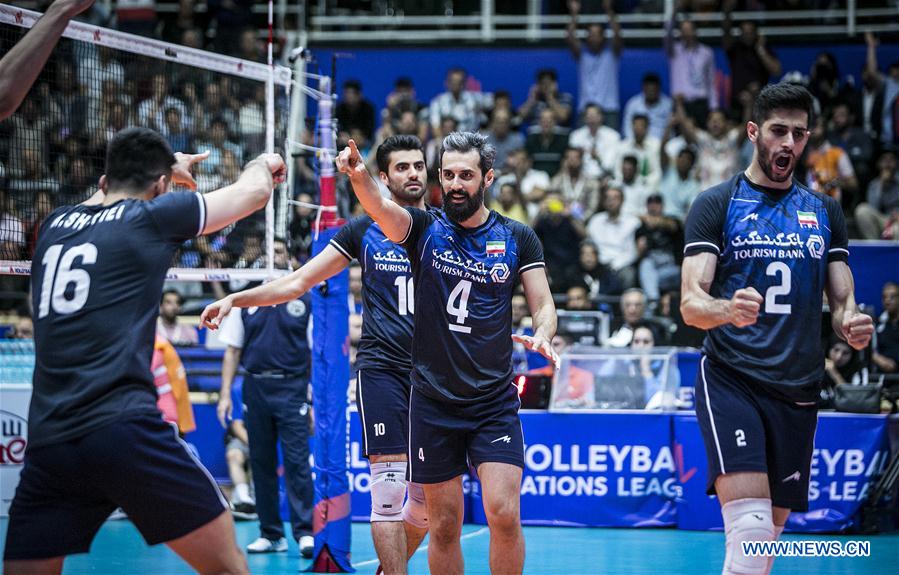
[446,279,472,333]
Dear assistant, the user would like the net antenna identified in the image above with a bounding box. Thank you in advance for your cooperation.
[0,3,293,284]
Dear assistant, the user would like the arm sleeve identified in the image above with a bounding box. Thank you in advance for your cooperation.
[514,223,546,273]
[329,216,364,262]
[399,207,435,261]
[683,184,730,257]
[824,195,849,263]
[146,191,206,244]
[217,310,245,349]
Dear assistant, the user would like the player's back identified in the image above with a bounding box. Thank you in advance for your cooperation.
[29,192,205,448]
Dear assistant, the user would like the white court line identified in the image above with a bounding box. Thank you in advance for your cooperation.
[351,527,490,568]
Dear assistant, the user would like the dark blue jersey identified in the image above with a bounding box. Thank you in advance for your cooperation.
[683,174,849,402]
[401,208,545,404]
[222,294,312,376]
[28,192,207,448]
[331,215,414,372]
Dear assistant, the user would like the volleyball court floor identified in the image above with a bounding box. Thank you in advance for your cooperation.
[2,518,897,574]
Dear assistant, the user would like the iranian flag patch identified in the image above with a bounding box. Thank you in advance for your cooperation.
[486,240,506,256]
[797,211,818,229]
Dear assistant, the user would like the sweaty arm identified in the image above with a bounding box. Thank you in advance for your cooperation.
[202,154,286,234]
[521,267,558,345]
[681,253,762,330]
[825,261,874,351]
[336,140,411,243]
[201,245,349,329]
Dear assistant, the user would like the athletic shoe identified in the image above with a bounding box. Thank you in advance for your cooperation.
[299,535,314,558]
[247,537,288,553]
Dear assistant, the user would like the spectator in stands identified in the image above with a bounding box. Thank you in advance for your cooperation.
[349,262,363,314]
[237,84,266,154]
[571,240,622,298]
[809,51,852,121]
[485,108,525,174]
[195,117,244,176]
[566,0,622,129]
[607,288,650,348]
[665,11,717,128]
[223,384,257,520]
[622,73,672,141]
[77,46,125,100]
[518,68,573,128]
[496,148,551,214]
[511,293,532,373]
[208,0,254,56]
[820,335,869,409]
[157,289,198,346]
[336,79,376,143]
[862,32,897,147]
[586,185,639,289]
[550,147,600,220]
[525,109,569,177]
[425,115,459,185]
[162,106,191,153]
[58,156,96,204]
[550,335,595,409]
[532,193,586,290]
[827,101,873,189]
[569,103,621,180]
[855,150,899,240]
[8,148,59,197]
[565,283,592,311]
[237,28,262,62]
[26,190,55,259]
[636,194,683,305]
[805,115,859,204]
[616,114,662,191]
[489,181,530,225]
[659,136,701,220]
[7,98,52,178]
[382,77,426,136]
[137,72,193,132]
[675,101,742,191]
[428,67,492,134]
[872,282,899,375]
[190,81,237,134]
[52,60,89,139]
[721,4,781,116]
[618,155,654,219]
[9,312,33,339]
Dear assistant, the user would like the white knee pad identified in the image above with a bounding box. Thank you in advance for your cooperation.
[722,498,775,575]
[402,481,428,529]
[369,461,407,522]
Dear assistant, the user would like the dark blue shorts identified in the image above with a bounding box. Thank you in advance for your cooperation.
[355,368,411,457]
[4,413,227,561]
[695,355,818,511]
[407,382,524,484]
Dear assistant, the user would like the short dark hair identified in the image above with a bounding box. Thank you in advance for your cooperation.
[642,73,661,86]
[343,79,362,92]
[105,127,174,193]
[375,135,425,173]
[161,289,183,305]
[622,154,639,167]
[632,113,649,125]
[752,82,814,126]
[394,76,413,89]
[537,68,557,82]
[439,132,496,176]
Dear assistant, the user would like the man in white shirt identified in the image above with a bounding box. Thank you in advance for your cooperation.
[569,103,621,179]
[622,73,673,140]
[586,185,639,288]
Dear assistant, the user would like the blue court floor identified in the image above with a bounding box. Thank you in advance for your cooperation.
[2,518,898,574]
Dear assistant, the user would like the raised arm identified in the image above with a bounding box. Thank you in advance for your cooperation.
[336,139,412,242]
[664,9,676,57]
[680,252,763,330]
[566,0,582,59]
[605,0,623,56]
[514,267,560,366]
[755,34,781,78]
[202,153,286,234]
[824,261,874,351]
[865,32,882,88]
[0,0,95,120]
[721,2,734,52]
[201,246,350,329]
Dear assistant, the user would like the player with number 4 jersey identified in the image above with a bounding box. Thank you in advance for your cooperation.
[680,83,874,575]
[5,127,285,574]
[201,135,430,575]
[337,131,558,575]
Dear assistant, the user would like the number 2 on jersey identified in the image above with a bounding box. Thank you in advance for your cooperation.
[38,243,97,318]
[447,279,472,334]
[764,261,791,315]
[394,276,415,315]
